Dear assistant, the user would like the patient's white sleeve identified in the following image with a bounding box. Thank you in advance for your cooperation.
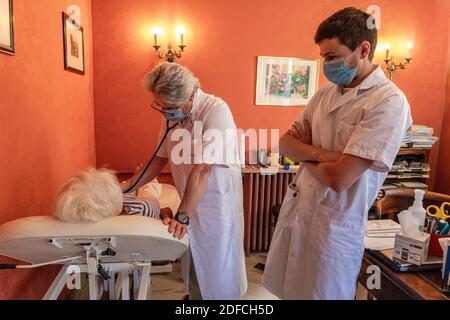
[122,193,161,218]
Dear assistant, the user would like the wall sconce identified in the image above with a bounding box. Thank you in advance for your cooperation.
[382,41,414,80]
[152,26,187,63]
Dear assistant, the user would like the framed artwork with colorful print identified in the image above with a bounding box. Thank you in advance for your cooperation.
[256,56,319,106]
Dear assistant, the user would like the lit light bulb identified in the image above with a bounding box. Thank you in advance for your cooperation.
[385,42,391,60]
[152,27,163,46]
[406,40,413,59]
[176,26,186,46]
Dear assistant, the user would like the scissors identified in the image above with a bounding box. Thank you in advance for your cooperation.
[426,202,450,221]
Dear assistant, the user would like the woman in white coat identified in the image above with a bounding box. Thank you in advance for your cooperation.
[121,62,247,300]
[262,7,412,299]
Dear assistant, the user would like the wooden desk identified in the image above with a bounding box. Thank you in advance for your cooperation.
[357,250,449,300]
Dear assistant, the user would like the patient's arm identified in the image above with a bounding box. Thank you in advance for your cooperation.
[121,156,168,193]
[122,193,161,218]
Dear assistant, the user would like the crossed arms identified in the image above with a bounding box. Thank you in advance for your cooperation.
[282,120,374,193]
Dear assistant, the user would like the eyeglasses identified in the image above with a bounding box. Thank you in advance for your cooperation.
[150,102,182,114]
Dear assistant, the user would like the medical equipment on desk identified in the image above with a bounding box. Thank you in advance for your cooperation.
[0,215,188,300]
[258,149,268,167]
[394,196,450,259]
[408,189,426,231]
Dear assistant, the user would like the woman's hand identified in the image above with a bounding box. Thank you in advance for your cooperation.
[162,218,187,240]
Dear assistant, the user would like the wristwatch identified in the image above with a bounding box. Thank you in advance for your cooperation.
[175,212,190,226]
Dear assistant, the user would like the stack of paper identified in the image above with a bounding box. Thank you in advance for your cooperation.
[401,125,438,148]
[364,219,402,250]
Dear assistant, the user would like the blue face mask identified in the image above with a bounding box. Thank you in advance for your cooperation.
[323,50,361,86]
[151,104,190,122]
[162,108,189,122]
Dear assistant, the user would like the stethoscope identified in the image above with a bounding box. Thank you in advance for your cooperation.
[122,119,181,193]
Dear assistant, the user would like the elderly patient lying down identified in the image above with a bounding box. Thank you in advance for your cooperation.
[53,168,173,223]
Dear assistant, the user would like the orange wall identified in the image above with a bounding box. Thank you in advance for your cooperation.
[92,0,450,190]
[0,0,448,301]
[0,0,95,299]
[435,0,450,194]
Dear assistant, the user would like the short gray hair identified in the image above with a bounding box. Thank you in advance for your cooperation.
[143,62,200,106]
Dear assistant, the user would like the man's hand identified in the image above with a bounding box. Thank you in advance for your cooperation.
[288,120,312,145]
[303,154,374,193]
[160,207,173,221]
[280,120,341,163]
[162,218,187,240]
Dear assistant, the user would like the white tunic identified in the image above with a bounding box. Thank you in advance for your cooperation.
[157,89,247,300]
[262,66,412,299]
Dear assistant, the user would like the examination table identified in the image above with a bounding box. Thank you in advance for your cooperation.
[0,183,188,300]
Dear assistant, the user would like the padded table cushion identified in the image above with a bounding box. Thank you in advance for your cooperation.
[0,184,187,264]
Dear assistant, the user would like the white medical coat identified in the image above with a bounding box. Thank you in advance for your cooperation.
[262,66,412,299]
[157,89,247,300]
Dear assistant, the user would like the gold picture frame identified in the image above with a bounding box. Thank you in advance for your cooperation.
[256,56,320,106]
[62,12,85,75]
[0,0,15,55]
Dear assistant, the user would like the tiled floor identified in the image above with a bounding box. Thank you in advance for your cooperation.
[150,254,279,300]
[71,254,278,300]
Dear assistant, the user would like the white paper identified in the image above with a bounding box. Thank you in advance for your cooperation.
[364,236,396,250]
[366,219,401,233]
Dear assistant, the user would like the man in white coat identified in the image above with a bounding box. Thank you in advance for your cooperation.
[262,7,412,299]
[121,63,247,300]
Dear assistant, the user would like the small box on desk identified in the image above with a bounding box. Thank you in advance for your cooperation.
[393,232,430,266]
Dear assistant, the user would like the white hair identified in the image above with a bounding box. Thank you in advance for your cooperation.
[53,168,124,223]
[143,62,200,106]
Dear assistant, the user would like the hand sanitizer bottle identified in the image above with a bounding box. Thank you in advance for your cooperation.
[408,189,426,232]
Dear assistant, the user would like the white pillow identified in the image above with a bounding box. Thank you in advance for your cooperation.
[137,178,163,199]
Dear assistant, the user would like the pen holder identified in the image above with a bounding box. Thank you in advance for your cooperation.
[428,234,450,257]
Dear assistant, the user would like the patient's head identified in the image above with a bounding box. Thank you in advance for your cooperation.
[54,168,123,223]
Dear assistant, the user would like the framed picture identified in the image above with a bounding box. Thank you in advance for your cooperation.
[0,0,14,55]
[62,12,85,75]
[256,56,320,106]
